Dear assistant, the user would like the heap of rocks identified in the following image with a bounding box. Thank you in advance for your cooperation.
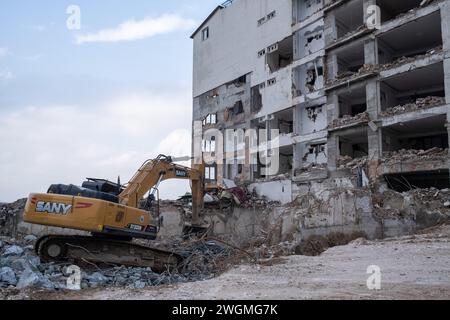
[0,235,232,291]
[329,112,369,129]
[0,199,26,237]
[338,156,368,169]
[382,148,448,164]
[380,96,446,118]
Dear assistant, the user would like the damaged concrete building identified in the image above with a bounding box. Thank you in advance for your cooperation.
[191,0,450,205]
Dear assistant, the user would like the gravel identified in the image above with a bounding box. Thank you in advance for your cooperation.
[0,235,233,291]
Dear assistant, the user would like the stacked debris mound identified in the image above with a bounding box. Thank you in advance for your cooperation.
[373,188,450,221]
[380,96,446,118]
[0,235,234,291]
[329,112,369,129]
[338,156,368,170]
[294,163,328,175]
[0,199,26,237]
[382,148,448,165]
[380,46,443,72]
[326,63,378,87]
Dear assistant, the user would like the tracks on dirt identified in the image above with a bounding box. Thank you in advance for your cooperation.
[35,235,182,273]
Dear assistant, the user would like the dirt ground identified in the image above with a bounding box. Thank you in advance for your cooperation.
[3,224,450,300]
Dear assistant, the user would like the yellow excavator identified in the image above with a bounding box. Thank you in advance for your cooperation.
[23,155,206,272]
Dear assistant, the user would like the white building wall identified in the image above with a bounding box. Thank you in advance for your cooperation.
[192,0,293,98]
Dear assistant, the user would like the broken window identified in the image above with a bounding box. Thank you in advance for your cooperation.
[267,78,277,86]
[303,143,327,164]
[258,17,266,26]
[267,36,293,72]
[306,65,323,93]
[300,104,327,135]
[205,166,217,181]
[202,27,209,41]
[203,113,217,126]
[267,11,276,20]
[293,57,324,96]
[234,75,247,85]
[258,49,266,58]
[232,101,244,115]
[202,137,216,153]
[278,145,294,175]
[295,19,325,60]
[251,85,263,113]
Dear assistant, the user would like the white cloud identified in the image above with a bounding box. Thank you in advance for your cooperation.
[0,70,13,80]
[76,14,196,44]
[0,48,11,58]
[0,91,193,202]
[31,25,46,32]
[24,54,44,61]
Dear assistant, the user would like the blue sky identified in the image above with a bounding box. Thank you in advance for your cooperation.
[0,0,218,202]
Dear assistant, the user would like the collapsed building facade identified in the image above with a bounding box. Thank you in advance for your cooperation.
[191,0,450,205]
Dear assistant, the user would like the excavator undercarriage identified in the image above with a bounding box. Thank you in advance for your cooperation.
[36,235,182,273]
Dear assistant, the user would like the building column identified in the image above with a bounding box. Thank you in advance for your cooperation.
[366,80,381,180]
[327,93,339,123]
[324,13,337,46]
[441,0,450,104]
[327,133,339,172]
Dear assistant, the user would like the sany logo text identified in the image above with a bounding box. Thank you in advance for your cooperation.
[36,201,72,215]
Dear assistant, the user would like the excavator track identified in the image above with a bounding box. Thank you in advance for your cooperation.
[35,235,182,273]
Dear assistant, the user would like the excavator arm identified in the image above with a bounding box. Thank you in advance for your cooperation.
[119,155,204,226]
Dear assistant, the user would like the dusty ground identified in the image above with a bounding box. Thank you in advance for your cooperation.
[2,224,450,300]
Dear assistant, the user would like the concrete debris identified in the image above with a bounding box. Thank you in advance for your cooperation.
[373,188,450,220]
[330,25,367,45]
[294,163,327,175]
[0,199,25,237]
[380,96,446,117]
[382,148,448,164]
[380,46,443,72]
[329,112,369,129]
[0,267,17,286]
[327,45,443,89]
[338,156,368,169]
[24,235,37,243]
[0,234,237,291]
[3,245,24,257]
[326,64,377,87]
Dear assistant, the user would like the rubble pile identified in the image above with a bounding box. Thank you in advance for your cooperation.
[295,163,328,175]
[326,63,377,87]
[329,25,367,45]
[373,187,450,219]
[382,148,448,164]
[338,156,368,169]
[329,112,369,129]
[0,199,26,237]
[380,46,443,72]
[380,96,446,117]
[0,235,235,291]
